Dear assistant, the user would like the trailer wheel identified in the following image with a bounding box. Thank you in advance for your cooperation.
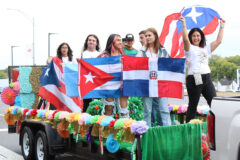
[34,130,55,160]
[20,126,35,160]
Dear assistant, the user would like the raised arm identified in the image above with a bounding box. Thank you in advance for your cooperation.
[210,19,225,52]
[180,15,191,51]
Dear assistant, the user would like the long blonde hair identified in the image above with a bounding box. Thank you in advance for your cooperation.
[145,28,163,53]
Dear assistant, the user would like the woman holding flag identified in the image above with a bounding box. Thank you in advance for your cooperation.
[98,34,129,118]
[180,15,225,122]
[136,28,171,127]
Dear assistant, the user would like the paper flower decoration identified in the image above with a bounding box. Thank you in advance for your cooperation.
[202,135,210,160]
[78,113,90,125]
[100,116,115,127]
[1,87,17,105]
[14,96,21,106]
[9,82,14,88]
[57,121,69,138]
[59,111,69,120]
[168,105,173,112]
[130,121,149,135]
[4,112,16,125]
[13,82,20,92]
[22,108,30,115]
[106,134,120,153]
[189,119,202,124]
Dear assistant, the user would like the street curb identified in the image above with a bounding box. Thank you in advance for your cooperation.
[0,145,23,160]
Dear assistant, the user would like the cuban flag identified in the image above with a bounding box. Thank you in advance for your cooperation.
[39,57,82,112]
[122,56,185,99]
[64,56,122,99]
[159,5,221,58]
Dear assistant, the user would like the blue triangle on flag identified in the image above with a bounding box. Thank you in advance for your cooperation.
[40,61,61,87]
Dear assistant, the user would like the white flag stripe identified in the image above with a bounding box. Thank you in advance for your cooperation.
[123,70,185,82]
[157,71,185,82]
[54,63,64,83]
[123,70,149,80]
[148,58,158,97]
[164,20,178,55]
[44,84,81,113]
[95,63,121,73]
[94,81,121,90]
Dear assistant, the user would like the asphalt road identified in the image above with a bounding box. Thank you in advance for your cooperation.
[0,97,207,160]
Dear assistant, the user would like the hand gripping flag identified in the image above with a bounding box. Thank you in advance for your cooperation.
[39,57,82,112]
[122,55,185,99]
[159,5,221,58]
[64,56,122,99]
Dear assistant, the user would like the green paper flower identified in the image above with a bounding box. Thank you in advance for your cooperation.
[9,82,14,88]
[90,115,100,124]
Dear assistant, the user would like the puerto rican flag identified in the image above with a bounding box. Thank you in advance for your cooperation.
[122,56,185,99]
[39,57,82,112]
[74,56,122,99]
[159,5,221,58]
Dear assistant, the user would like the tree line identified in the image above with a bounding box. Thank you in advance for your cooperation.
[209,55,240,82]
[0,68,8,79]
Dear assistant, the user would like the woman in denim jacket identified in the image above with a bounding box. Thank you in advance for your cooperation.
[136,28,171,127]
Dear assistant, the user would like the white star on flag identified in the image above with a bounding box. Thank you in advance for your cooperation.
[186,7,203,24]
[44,68,50,77]
[84,72,96,83]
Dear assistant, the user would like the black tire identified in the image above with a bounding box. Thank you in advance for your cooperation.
[20,126,35,160]
[34,130,55,160]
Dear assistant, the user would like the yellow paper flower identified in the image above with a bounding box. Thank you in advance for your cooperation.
[74,113,82,121]
[45,111,50,118]
[173,105,179,112]
[123,118,136,129]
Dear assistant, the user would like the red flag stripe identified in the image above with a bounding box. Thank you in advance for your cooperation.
[39,87,72,112]
[158,80,183,98]
[159,13,181,46]
[123,55,149,71]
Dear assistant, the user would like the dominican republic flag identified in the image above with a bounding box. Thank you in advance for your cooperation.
[123,56,185,99]
[159,5,221,58]
[64,56,122,99]
[39,57,82,112]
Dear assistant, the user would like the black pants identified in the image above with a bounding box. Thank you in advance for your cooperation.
[83,99,92,112]
[186,74,216,122]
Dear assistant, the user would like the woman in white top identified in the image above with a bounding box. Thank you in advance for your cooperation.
[136,28,171,127]
[180,15,225,122]
[47,42,77,64]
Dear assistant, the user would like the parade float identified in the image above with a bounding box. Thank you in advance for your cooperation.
[2,62,209,160]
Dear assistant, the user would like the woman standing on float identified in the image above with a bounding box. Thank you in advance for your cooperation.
[179,15,225,122]
[136,28,171,127]
[98,34,129,118]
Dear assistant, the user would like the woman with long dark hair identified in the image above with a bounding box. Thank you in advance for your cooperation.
[180,15,225,122]
[47,42,76,64]
[136,28,171,127]
[98,34,128,118]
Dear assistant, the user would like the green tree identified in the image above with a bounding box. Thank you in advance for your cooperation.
[226,55,240,66]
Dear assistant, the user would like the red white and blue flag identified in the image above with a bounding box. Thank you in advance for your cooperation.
[159,5,221,58]
[122,56,185,99]
[77,56,122,99]
[39,57,82,112]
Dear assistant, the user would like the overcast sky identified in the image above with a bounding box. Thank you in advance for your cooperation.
[0,0,239,69]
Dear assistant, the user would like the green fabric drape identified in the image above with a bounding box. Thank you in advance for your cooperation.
[202,122,207,135]
[142,123,203,160]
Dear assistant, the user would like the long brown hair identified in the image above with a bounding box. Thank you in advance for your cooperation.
[145,28,163,53]
[57,42,73,61]
[83,34,100,51]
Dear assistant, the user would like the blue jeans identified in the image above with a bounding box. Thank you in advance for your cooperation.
[151,98,163,126]
[143,97,171,127]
